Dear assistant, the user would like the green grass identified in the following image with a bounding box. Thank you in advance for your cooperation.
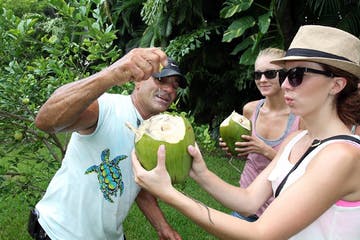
[0,147,245,240]
[0,194,33,240]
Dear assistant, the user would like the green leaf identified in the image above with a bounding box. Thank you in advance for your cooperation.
[239,47,257,65]
[222,16,255,42]
[48,35,58,44]
[220,0,254,19]
[91,22,100,30]
[257,12,271,34]
[141,0,164,25]
[230,35,256,55]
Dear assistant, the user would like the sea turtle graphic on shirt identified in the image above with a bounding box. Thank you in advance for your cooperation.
[85,148,126,203]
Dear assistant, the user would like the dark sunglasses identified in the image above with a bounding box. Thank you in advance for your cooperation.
[284,67,335,87]
[254,69,286,81]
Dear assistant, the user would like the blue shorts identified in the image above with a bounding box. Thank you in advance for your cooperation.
[231,211,258,222]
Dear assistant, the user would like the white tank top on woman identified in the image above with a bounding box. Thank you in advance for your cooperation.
[269,130,360,240]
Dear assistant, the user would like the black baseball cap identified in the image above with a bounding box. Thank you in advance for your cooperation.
[152,58,187,88]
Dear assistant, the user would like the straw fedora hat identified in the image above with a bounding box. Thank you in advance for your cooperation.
[272,25,360,78]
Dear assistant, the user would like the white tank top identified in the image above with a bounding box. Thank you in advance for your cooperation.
[36,94,141,240]
[269,130,360,240]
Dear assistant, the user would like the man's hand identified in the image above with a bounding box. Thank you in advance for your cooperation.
[135,188,182,240]
[157,224,182,240]
[105,47,168,85]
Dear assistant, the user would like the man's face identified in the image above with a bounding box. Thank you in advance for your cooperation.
[134,76,179,118]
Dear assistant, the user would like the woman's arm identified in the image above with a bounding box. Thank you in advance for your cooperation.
[188,144,274,214]
[132,140,360,239]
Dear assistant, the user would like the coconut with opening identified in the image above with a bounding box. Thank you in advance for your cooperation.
[127,113,195,184]
[219,111,251,155]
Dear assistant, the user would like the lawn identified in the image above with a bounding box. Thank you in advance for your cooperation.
[0,147,245,240]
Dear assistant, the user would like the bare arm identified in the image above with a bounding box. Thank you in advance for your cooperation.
[215,132,298,213]
[189,144,275,214]
[132,141,360,239]
[35,48,168,134]
[136,189,182,240]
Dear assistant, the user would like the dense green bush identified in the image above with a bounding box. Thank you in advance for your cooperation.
[0,0,128,203]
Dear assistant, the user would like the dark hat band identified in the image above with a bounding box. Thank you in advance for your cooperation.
[286,48,353,63]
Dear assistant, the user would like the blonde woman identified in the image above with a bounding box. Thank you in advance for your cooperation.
[220,48,300,221]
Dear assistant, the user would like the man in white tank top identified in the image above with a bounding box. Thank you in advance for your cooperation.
[30,48,185,240]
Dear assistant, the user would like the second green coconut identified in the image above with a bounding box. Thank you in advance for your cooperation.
[219,111,251,155]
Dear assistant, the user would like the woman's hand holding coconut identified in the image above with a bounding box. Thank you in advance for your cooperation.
[234,135,277,159]
[187,144,209,180]
[132,143,209,200]
[132,145,174,200]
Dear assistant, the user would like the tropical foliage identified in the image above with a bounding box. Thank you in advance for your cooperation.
[1,0,359,204]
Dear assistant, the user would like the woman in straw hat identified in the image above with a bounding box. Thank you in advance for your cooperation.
[132,25,360,239]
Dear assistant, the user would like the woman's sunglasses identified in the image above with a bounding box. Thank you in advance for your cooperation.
[254,69,285,81]
[284,67,335,87]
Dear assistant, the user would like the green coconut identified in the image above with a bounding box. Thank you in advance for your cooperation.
[127,113,195,184]
[219,111,251,155]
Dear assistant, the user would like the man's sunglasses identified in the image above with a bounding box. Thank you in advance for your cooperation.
[284,67,336,87]
[254,69,286,81]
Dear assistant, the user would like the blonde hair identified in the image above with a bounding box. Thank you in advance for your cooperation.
[256,47,286,61]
